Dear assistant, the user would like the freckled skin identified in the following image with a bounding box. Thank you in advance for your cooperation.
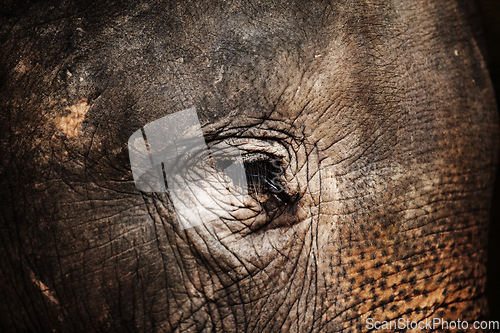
[0,1,498,332]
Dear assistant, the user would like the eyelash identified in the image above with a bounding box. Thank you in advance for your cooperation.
[243,158,293,205]
[169,145,295,207]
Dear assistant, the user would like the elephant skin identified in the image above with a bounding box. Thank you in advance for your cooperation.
[0,0,498,332]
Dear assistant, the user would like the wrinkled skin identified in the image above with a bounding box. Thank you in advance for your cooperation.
[0,1,498,332]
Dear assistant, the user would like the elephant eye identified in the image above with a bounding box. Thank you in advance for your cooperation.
[244,158,293,205]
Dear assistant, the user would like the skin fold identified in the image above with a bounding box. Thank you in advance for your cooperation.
[0,0,498,332]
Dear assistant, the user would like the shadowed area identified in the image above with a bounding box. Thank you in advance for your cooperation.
[476,0,500,321]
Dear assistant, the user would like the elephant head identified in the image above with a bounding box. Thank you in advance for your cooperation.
[0,0,498,331]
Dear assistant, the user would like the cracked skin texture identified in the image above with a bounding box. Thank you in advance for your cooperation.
[0,0,498,332]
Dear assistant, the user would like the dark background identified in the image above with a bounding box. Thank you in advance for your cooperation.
[478,0,500,321]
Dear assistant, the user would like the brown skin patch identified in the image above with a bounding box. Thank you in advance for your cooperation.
[55,98,90,138]
[28,269,59,306]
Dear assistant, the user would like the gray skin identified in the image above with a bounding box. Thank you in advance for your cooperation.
[0,0,498,332]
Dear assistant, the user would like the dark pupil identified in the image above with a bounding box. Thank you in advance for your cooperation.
[244,159,292,204]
